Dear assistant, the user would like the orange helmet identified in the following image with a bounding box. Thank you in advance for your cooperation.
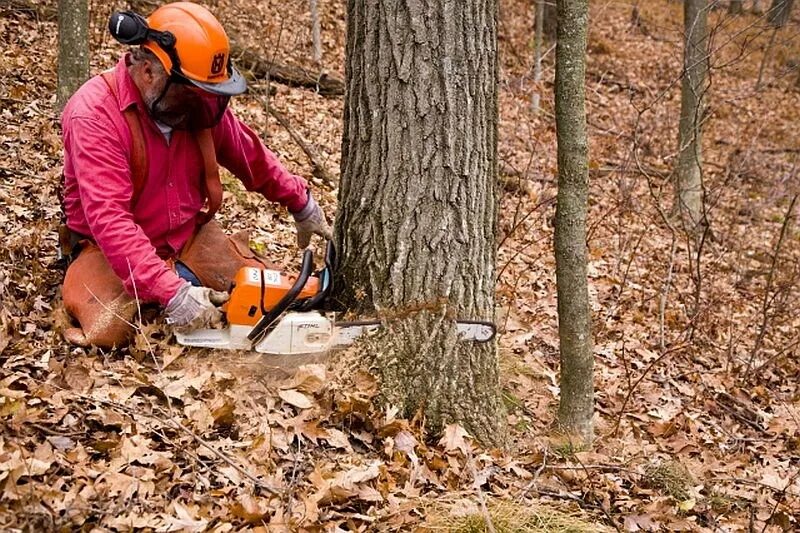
[109,3,246,96]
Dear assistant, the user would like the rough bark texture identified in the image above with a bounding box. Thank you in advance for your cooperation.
[673,0,708,234]
[335,0,505,446]
[56,0,89,111]
[554,0,593,446]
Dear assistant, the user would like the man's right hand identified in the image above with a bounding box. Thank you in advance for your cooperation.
[165,282,229,330]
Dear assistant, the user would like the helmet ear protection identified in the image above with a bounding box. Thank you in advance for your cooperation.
[109,11,176,49]
[108,11,181,71]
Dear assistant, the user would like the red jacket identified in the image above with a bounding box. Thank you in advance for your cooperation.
[62,54,309,305]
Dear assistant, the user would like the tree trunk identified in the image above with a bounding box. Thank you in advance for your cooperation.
[767,0,794,27]
[336,0,505,446]
[673,0,709,234]
[57,0,89,111]
[543,0,558,41]
[309,0,322,65]
[554,0,593,446]
[531,0,545,112]
[729,0,744,14]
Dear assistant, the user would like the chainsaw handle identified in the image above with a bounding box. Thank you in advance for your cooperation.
[297,239,335,311]
[247,248,314,344]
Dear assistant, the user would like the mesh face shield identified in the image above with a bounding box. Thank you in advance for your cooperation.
[149,78,230,130]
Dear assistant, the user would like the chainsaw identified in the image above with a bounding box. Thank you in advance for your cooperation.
[175,242,496,356]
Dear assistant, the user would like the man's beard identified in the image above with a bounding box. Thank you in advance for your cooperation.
[144,81,229,131]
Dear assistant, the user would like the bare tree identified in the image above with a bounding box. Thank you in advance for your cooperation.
[309,0,322,65]
[543,0,558,41]
[756,0,794,89]
[57,0,89,110]
[531,0,546,112]
[673,0,709,234]
[554,0,593,446]
[334,0,505,446]
[767,0,795,25]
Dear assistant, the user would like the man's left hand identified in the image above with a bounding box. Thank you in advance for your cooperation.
[292,193,332,248]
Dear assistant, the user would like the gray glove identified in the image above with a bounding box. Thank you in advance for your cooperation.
[165,282,229,330]
[292,193,332,248]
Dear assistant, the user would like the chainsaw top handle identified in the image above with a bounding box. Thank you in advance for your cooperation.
[247,248,314,344]
[297,239,335,311]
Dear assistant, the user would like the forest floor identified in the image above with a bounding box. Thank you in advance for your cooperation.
[1,0,800,531]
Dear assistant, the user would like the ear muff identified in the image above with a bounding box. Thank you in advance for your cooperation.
[109,11,176,50]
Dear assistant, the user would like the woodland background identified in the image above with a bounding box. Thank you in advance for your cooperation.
[1,0,800,531]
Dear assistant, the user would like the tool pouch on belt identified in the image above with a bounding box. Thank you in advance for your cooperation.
[178,220,281,292]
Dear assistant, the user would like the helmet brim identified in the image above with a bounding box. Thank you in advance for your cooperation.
[186,66,247,96]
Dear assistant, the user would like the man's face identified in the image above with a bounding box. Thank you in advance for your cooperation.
[142,67,229,130]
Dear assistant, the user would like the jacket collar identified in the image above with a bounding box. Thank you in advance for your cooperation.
[113,53,146,113]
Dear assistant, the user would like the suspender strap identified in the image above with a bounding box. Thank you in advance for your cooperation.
[195,128,223,225]
[100,70,222,224]
[100,71,148,208]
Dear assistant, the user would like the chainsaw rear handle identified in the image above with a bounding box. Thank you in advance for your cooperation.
[247,248,314,344]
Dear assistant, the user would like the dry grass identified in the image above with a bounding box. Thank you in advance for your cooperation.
[423,498,611,533]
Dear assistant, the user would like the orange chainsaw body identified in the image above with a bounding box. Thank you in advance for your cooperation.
[223,267,320,327]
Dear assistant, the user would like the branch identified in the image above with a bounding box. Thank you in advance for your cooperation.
[231,44,344,97]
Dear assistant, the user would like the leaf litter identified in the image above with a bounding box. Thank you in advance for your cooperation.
[1,0,800,531]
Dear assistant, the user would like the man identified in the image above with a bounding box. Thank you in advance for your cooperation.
[60,2,331,348]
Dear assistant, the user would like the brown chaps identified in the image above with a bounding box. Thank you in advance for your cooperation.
[62,221,278,348]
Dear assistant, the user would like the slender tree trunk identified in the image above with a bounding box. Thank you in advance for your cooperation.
[531,0,545,112]
[729,0,744,14]
[673,0,709,234]
[767,0,795,26]
[543,0,558,41]
[554,0,593,446]
[335,0,505,446]
[756,27,778,90]
[57,0,90,111]
[309,0,322,65]
[757,1,794,90]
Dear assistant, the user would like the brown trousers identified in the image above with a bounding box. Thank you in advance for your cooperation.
[62,221,278,348]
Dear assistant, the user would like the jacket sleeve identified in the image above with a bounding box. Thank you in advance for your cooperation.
[66,114,184,306]
[213,109,309,213]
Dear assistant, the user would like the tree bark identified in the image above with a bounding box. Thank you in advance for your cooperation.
[57,0,89,111]
[531,0,545,112]
[310,0,322,65]
[543,0,558,41]
[673,0,709,234]
[335,0,505,446]
[554,0,593,446]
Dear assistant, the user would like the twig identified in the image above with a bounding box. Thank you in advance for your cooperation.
[747,191,798,373]
[268,106,336,187]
